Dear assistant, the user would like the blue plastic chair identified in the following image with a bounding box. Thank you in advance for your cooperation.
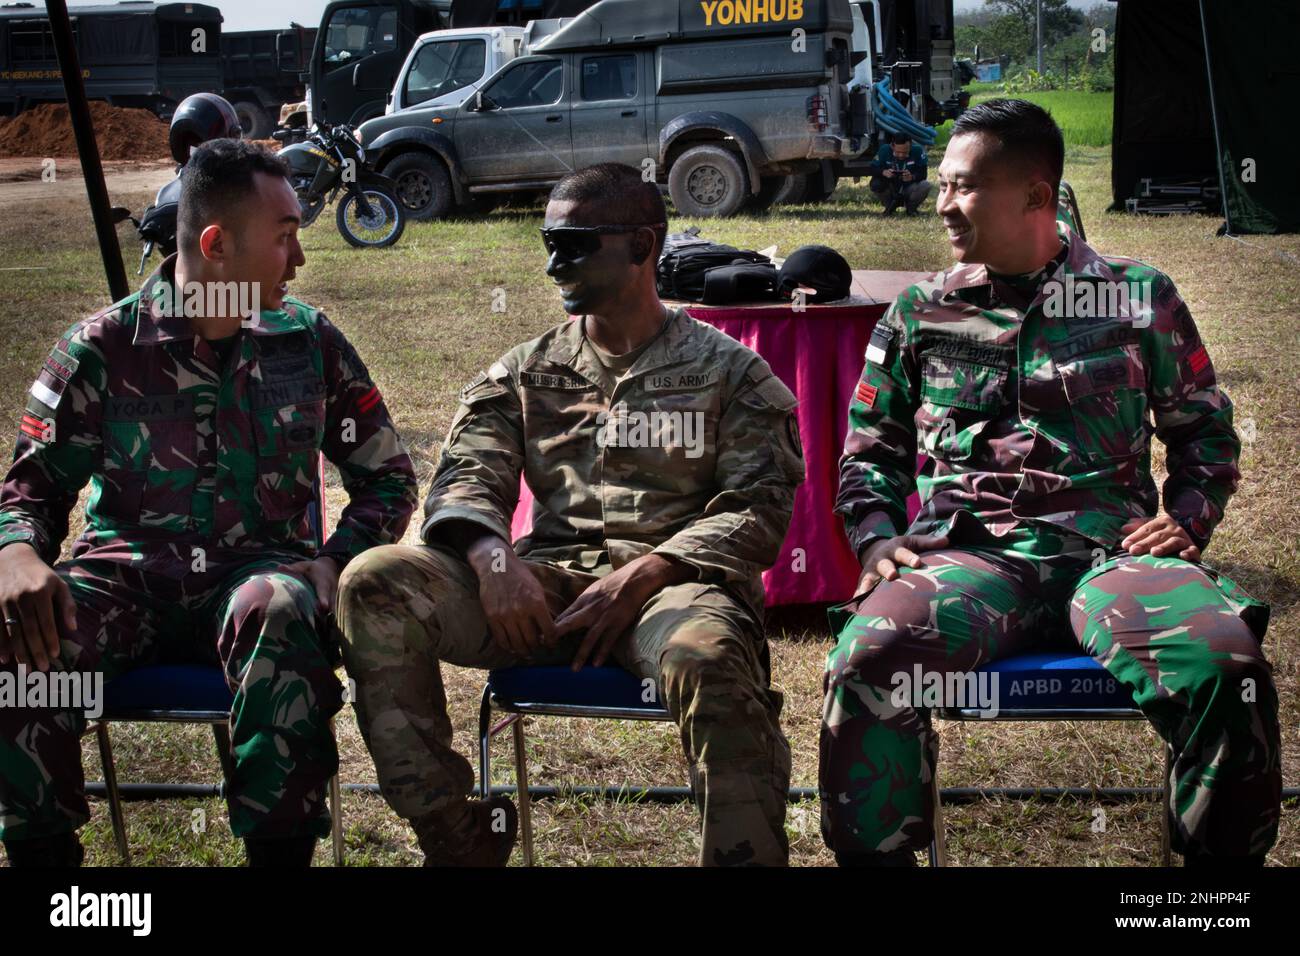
[87,455,344,865]
[931,650,1171,866]
[478,665,671,865]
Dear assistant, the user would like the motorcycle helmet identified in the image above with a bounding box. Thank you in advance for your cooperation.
[777,244,852,303]
[169,93,242,164]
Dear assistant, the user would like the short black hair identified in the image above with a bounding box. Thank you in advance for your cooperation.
[890,133,912,146]
[950,97,1064,194]
[549,162,668,257]
[177,139,291,252]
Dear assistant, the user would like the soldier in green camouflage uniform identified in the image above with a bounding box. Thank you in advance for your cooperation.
[337,164,804,866]
[822,100,1280,865]
[0,141,417,866]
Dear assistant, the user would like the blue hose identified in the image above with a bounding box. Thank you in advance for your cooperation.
[872,76,937,145]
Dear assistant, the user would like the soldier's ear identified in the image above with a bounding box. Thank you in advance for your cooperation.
[1026,180,1055,214]
[630,228,653,266]
[198,224,225,262]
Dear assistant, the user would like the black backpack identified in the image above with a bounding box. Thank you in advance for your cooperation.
[656,229,779,304]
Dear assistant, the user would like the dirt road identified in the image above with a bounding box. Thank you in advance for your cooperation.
[0,157,175,210]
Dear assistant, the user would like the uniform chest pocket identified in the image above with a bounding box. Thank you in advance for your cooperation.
[101,409,197,529]
[252,400,325,521]
[596,387,719,496]
[918,355,1007,461]
[1054,343,1150,462]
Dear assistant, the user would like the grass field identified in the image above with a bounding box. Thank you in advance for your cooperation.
[954,82,1113,148]
[0,132,1296,866]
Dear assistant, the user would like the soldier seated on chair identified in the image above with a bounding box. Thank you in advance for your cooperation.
[0,140,418,867]
[336,162,806,867]
[822,99,1280,867]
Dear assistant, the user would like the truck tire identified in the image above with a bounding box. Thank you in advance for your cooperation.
[668,145,749,218]
[383,152,452,221]
[233,101,271,140]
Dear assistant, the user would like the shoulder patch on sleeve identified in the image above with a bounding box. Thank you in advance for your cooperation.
[28,344,80,413]
[460,371,509,404]
[740,371,797,412]
[865,321,897,367]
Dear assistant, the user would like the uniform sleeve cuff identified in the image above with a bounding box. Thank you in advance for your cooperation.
[421,506,512,549]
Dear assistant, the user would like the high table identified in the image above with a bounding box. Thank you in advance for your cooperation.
[510,269,931,606]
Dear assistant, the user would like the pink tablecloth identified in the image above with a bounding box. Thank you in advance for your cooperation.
[510,270,929,606]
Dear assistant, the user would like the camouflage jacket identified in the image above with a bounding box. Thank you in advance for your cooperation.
[423,308,805,619]
[0,256,418,573]
[837,230,1240,558]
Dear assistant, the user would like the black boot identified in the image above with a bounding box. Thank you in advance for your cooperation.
[835,848,917,867]
[244,835,317,867]
[3,831,84,867]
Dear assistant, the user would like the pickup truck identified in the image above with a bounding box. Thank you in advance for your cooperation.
[358,0,869,220]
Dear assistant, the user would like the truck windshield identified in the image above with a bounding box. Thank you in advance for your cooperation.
[404,38,487,106]
[322,5,398,74]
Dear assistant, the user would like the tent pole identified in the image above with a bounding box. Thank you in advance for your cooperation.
[45,0,130,302]
[1197,0,1233,235]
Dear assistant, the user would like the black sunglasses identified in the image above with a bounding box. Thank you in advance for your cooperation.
[540,224,665,259]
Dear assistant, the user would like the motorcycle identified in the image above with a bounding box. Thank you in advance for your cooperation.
[278,120,405,248]
[111,171,182,274]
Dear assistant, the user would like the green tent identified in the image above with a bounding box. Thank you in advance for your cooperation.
[1112,0,1300,234]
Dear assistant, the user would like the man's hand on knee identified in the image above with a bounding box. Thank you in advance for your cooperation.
[465,534,555,657]
[0,543,76,671]
[1120,515,1201,562]
[856,534,950,596]
[277,555,344,615]
[556,554,692,671]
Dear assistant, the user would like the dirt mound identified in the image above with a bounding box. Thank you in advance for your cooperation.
[0,101,171,161]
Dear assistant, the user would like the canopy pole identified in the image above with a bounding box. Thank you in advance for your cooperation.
[1197,0,1233,235]
[45,0,130,301]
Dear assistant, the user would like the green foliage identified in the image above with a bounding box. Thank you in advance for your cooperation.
[983,0,1084,56]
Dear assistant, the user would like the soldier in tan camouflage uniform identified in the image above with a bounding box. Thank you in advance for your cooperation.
[337,163,805,866]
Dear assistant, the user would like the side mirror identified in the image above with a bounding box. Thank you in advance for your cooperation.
[110,206,132,224]
[471,90,496,112]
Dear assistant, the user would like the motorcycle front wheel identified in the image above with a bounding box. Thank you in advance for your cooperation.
[335,187,405,248]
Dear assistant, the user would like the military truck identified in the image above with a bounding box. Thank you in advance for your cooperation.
[220,26,316,139]
[0,1,223,119]
[303,0,597,129]
[358,0,868,220]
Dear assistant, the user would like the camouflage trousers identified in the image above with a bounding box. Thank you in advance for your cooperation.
[0,553,343,842]
[336,544,792,866]
[820,524,1280,860]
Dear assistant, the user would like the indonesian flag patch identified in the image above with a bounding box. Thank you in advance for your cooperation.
[855,380,879,409]
[27,344,78,416]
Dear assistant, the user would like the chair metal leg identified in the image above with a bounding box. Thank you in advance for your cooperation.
[211,722,235,789]
[330,772,344,866]
[329,717,344,866]
[478,684,493,800]
[1160,743,1173,867]
[511,717,534,867]
[928,766,947,867]
[94,723,131,865]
